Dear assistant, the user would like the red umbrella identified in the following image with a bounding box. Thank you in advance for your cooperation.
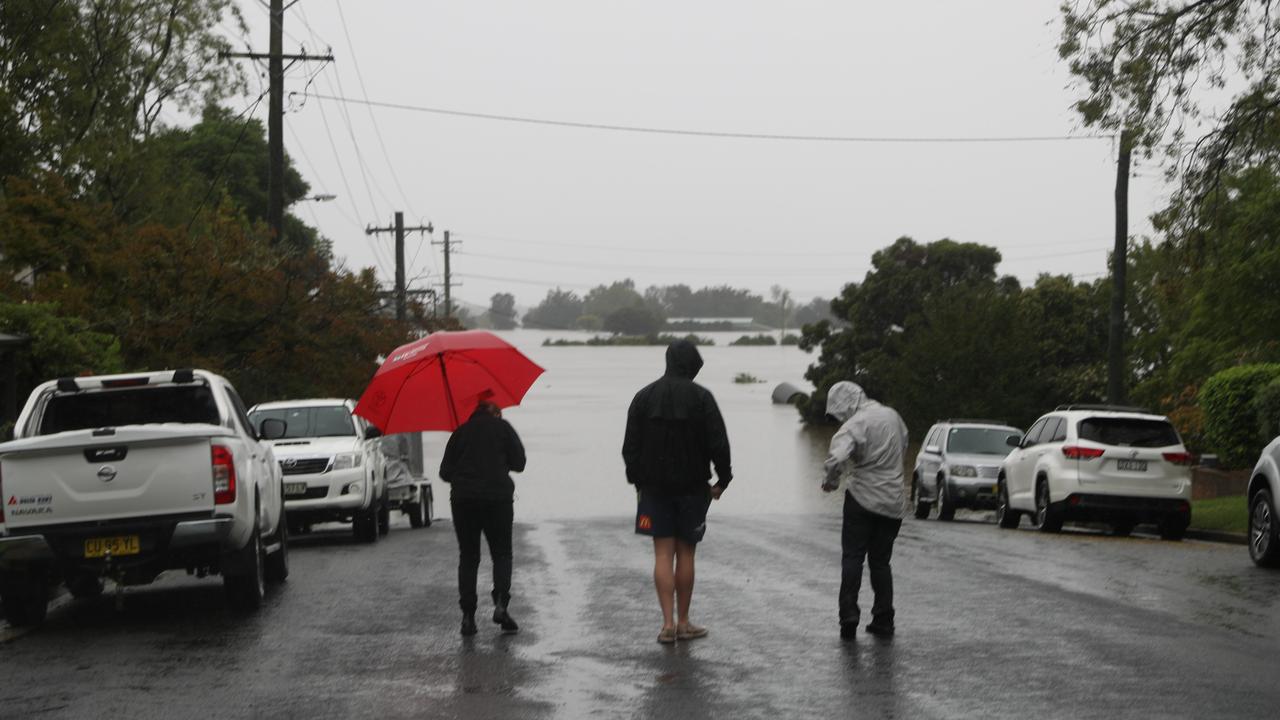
[354,330,544,433]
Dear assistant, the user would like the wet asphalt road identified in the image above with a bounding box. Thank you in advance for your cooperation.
[2,509,1278,719]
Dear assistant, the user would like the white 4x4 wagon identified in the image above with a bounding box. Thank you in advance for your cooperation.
[997,405,1193,539]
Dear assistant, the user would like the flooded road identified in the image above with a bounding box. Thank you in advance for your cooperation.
[422,329,840,520]
[3,513,1277,719]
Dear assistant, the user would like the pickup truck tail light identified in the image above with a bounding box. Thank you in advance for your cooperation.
[1062,446,1105,460]
[1162,452,1196,466]
[212,445,237,504]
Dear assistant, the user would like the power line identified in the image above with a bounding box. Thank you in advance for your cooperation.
[331,0,419,217]
[307,93,1115,144]
[185,91,268,232]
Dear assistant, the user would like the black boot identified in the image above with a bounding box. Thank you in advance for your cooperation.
[460,613,477,636]
[492,603,519,634]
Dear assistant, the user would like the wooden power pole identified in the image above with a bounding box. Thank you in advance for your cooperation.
[433,230,460,318]
[366,212,433,321]
[223,0,332,245]
[1107,129,1134,404]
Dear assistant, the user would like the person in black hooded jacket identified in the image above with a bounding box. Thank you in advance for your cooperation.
[440,400,526,636]
[622,339,732,644]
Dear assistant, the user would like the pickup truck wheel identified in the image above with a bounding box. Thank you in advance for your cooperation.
[353,506,379,543]
[408,492,425,529]
[1111,521,1135,537]
[265,507,290,583]
[378,497,391,536]
[1,578,49,627]
[1158,516,1187,541]
[225,523,265,611]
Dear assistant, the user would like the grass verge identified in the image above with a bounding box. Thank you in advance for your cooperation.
[1190,495,1247,535]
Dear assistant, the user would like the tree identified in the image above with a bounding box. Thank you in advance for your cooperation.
[604,306,663,336]
[582,279,647,320]
[1059,1,1280,228]
[0,0,244,189]
[522,288,583,330]
[487,293,518,330]
[803,235,1024,425]
[0,301,123,406]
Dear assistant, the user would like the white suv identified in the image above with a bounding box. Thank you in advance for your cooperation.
[248,400,388,543]
[1247,434,1280,567]
[997,405,1193,539]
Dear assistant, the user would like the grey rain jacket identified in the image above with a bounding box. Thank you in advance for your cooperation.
[622,340,732,496]
[822,381,909,519]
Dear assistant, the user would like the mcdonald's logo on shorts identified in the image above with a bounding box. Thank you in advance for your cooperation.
[637,515,653,531]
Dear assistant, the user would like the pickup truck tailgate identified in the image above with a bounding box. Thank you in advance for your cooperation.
[1,425,230,529]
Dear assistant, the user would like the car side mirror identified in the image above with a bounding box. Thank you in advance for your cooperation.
[1006,435,1022,448]
[924,445,940,455]
[259,418,287,441]
[364,426,383,440]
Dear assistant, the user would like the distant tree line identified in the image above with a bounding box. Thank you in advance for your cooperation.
[520,280,833,334]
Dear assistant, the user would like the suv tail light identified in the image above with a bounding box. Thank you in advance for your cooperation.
[212,445,237,504]
[1162,452,1195,466]
[1062,446,1105,460]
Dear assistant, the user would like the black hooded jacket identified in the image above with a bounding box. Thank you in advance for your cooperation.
[622,340,732,496]
[439,407,527,501]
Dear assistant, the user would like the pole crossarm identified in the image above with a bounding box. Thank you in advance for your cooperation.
[221,52,335,62]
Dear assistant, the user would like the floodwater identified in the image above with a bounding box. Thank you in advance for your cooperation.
[422,329,840,520]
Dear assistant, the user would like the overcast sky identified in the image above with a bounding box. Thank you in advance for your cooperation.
[230,0,1168,313]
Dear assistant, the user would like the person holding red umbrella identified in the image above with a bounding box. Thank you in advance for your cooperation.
[439,393,527,636]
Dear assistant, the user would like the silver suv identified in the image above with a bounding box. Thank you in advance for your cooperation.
[911,420,1023,520]
[997,405,1193,539]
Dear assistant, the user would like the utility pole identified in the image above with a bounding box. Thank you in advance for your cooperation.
[222,0,332,245]
[1107,129,1134,404]
[433,230,460,318]
[366,212,433,322]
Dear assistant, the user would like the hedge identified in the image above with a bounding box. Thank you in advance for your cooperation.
[1253,378,1280,445]
[1200,364,1280,468]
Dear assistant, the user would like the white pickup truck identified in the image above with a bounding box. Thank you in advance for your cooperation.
[248,398,390,542]
[0,369,289,625]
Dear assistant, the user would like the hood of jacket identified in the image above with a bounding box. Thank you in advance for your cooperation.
[665,340,703,380]
[825,381,866,423]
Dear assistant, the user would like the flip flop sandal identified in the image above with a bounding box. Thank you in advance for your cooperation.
[676,624,708,640]
[657,627,677,644]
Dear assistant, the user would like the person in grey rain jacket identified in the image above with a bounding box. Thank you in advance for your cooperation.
[821,380,909,639]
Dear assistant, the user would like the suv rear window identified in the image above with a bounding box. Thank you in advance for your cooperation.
[1077,418,1179,448]
[40,385,220,435]
[947,427,1022,455]
[248,406,355,438]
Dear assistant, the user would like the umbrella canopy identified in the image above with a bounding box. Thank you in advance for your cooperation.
[354,330,544,433]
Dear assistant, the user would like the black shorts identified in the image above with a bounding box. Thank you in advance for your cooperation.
[635,489,712,544]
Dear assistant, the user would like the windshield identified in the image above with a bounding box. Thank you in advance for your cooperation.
[946,427,1021,456]
[248,406,355,438]
[40,385,220,435]
[1078,418,1179,448]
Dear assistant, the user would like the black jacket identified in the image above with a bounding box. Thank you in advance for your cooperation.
[439,408,527,501]
[622,340,732,496]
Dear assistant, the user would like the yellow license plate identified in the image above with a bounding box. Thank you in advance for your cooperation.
[992,484,1000,494]
[84,535,140,559]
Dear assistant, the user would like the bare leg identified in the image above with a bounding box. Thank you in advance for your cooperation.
[652,537,676,630]
[674,540,696,628]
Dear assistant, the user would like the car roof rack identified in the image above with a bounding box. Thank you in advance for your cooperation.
[944,418,1009,426]
[1054,403,1151,413]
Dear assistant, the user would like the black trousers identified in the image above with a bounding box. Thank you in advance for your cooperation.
[839,492,902,626]
[451,497,514,614]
